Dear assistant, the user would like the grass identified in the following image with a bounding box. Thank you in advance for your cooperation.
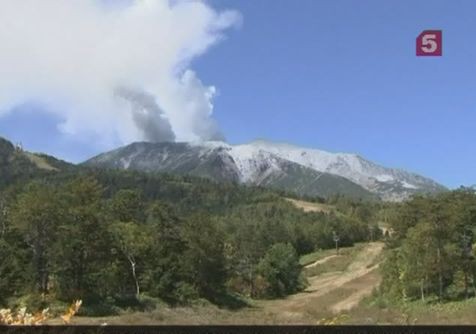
[305,256,349,277]
[366,247,386,269]
[343,293,476,325]
[47,300,267,325]
[303,243,366,277]
[23,152,59,171]
[300,248,339,266]
[285,198,334,214]
[72,293,476,326]
[300,243,364,267]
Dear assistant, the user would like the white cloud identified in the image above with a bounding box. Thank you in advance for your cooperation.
[0,0,239,147]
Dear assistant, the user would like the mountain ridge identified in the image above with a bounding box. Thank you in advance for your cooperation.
[84,140,446,201]
[0,134,446,201]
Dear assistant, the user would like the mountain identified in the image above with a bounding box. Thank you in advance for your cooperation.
[245,140,446,201]
[84,140,446,201]
[0,136,73,189]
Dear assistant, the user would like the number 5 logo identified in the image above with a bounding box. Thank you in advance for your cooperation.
[416,30,442,56]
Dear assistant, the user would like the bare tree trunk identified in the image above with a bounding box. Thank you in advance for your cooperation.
[437,247,443,301]
[420,280,425,302]
[247,258,254,297]
[464,270,469,299]
[128,255,140,298]
[0,219,6,238]
[249,268,254,297]
[41,270,49,294]
[37,254,49,294]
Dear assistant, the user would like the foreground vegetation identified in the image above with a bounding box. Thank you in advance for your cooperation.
[0,300,81,325]
[0,164,379,316]
[345,293,476,325]
[44,242,384,325]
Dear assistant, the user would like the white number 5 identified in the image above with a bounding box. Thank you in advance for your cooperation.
[421,34,437,53]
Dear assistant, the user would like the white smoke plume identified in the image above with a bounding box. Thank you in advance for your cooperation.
[0,0,239,146]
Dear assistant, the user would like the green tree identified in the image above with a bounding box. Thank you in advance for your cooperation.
[52,177,111,300]
[256,243,303,298]
[400,222,443,301]
[382,189,476,301]
[182,214,228,299]
[0,235,28,304]
[144,202,189,303]
[10,182,62,294]
[108,189,144,223]
[110,221,151,298]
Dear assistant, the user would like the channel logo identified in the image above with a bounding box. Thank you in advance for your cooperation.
[416,30,442,56]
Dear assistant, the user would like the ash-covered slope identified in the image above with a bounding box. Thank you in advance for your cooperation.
[84,141,376,200]
[245,140,446,201]
[85,140,446,201]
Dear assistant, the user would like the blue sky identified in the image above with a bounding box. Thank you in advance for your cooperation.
[1,0,476,188]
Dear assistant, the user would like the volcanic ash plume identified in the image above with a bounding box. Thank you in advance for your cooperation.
[0,0,240,147]
[115,87,175,143]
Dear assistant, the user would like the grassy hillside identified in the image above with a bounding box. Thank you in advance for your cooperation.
[0,136,74,190]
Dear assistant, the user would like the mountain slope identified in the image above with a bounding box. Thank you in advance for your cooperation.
[1,134,445,201]
[85,140,445,200]
[245,140,446,201]
[0,136,74,189]
[85,141,376,200]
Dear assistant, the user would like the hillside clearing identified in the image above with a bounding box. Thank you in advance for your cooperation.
[23,152,59,171]
[285,198,333,214]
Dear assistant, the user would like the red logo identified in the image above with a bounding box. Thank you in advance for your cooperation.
[416,30,442,56]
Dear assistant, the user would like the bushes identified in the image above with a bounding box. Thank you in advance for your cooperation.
[255,243,305,298]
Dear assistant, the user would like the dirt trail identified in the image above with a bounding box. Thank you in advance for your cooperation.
[259,242,384,321]
[304,254,340,269]
[329,270,380,313]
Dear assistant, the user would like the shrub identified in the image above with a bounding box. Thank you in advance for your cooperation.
[256,243,303,298]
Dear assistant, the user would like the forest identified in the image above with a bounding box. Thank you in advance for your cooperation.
[0,165,379,316]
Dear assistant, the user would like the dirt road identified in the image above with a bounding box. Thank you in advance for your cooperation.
[304,254,340,269]
[257,242,384,322]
